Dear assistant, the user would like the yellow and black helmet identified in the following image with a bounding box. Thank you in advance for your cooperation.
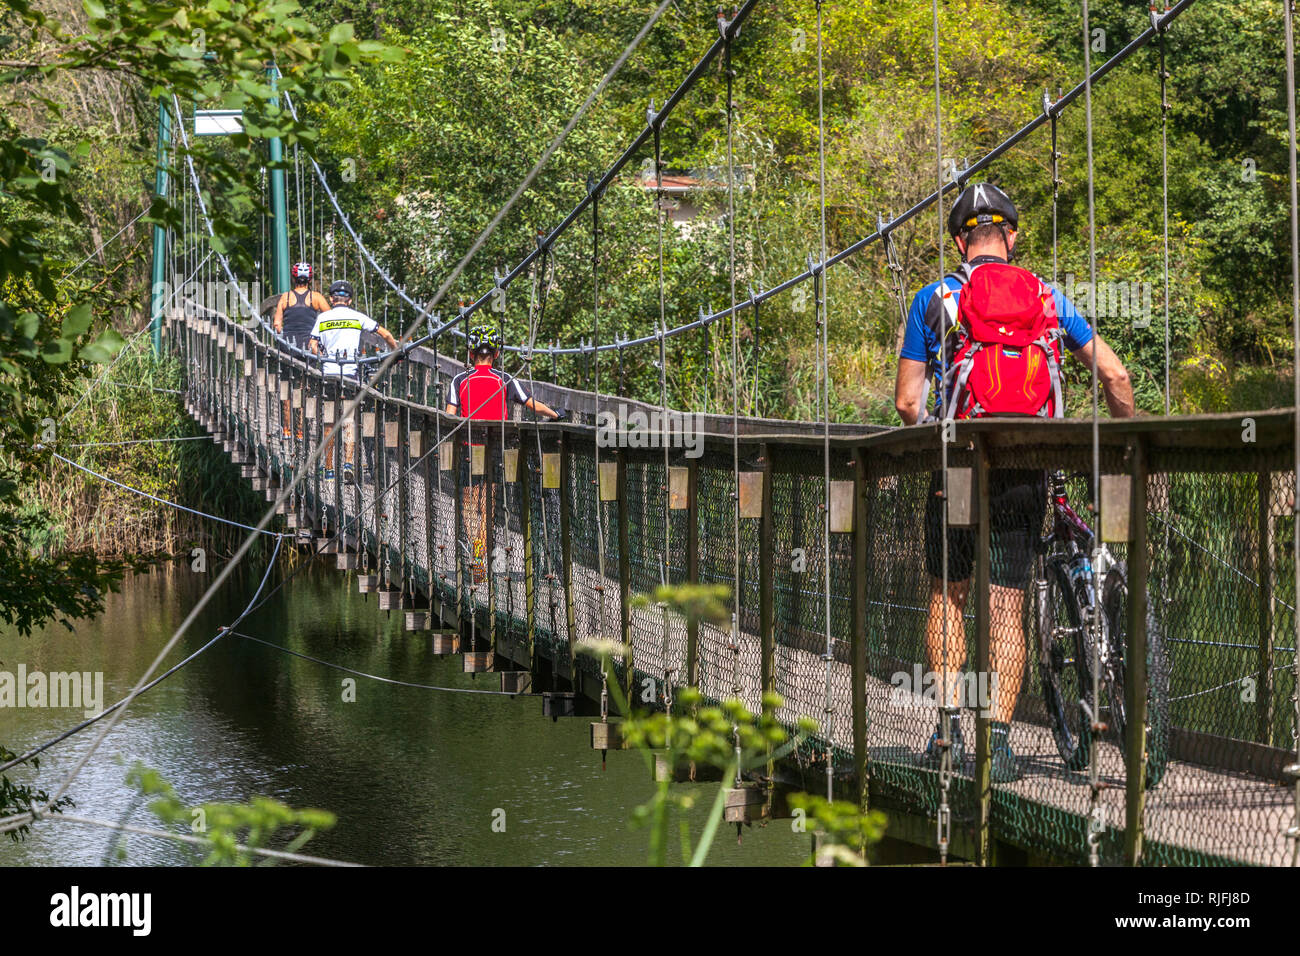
[947,182,1018,238]
[468,325,503,353]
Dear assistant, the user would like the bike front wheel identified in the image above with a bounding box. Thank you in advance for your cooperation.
[1036,555,1096,771]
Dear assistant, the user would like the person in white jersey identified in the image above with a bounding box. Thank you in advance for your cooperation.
[309,280,399,483]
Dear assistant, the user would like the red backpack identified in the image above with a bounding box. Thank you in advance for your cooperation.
[936,262,1065,420]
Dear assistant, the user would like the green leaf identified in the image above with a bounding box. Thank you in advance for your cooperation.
[78,327,126,364]
[62,304,92,338]
[40,338,73,364]
[82,0,105,21]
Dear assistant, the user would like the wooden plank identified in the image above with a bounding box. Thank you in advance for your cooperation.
[1101,474,1132,543]
[598,460,617,501]
[738,471,763,519]
[542,452,561,489]
[829,479,854,533]
[669,466,689,510]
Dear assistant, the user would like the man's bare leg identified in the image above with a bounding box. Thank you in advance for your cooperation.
[989,585,1027,724]
[322,422,338,472]
[927,576,970,707]
[343,419,356,472]
[459,482,487,582]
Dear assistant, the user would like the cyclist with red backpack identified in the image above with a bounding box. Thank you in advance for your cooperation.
[894,182,1134,782]
[446,325,563,582]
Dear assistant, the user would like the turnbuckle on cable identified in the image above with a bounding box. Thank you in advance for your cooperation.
[1087,803,1107,867]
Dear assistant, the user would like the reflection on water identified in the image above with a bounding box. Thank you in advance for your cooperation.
[0,563,805,866]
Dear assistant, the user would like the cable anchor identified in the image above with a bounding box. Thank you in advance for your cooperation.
[716,6,738,38]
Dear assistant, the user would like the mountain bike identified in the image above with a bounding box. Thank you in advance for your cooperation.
[1034,471,1169,788]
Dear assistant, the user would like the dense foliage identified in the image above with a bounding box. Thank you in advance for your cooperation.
[297,0,1297,419]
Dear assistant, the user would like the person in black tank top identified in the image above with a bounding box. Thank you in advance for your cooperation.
[280,289,319,345]
[272,263,329,441]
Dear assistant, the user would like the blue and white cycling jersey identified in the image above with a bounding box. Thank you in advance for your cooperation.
[898,259,1094,415]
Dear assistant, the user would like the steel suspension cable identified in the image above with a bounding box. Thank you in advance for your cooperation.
[931,0,955,868]
[49,812,361,867]
[1081,0,1107,869]
[51,453,285,538]
[276,0,682,358]
[1157,3,1172,415]
[1049,96,1060,286]
[590,185,612,713]
[254,2,1197,373]
[233,632,538,697]
[1283,0,1300,868]
[525,244,558,586]
[814,0,834,805]
[719,7,744,790]
[653,105,673,703]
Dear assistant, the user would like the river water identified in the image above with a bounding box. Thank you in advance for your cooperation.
[1,562,806,866]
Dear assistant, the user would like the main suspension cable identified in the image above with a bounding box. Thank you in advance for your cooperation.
[814,0,834,806]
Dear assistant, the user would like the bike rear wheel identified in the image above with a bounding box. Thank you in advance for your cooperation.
[1036,555,1096,771]
[1100,561,1171,789]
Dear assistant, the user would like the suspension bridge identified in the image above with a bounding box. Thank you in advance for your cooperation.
[16,0,1300,866]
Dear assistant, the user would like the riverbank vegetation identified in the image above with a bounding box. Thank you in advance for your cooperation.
[1,0,393,825]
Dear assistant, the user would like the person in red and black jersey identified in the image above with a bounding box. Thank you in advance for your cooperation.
[444,326,560,422]
[445,326,563,581]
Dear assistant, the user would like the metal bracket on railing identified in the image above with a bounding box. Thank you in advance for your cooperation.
[954,158,973,192]
[717,6,738,38]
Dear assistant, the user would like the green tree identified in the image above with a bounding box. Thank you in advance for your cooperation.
[0,0,396,828]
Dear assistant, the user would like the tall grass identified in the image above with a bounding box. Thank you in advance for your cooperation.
[28,343,268,561]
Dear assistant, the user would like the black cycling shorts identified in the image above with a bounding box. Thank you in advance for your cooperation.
[924,468,1046,589]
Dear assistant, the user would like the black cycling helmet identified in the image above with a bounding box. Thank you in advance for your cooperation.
[329,280,354,300]
[291,262,313,282]
[947,182,1019,239]
[468,325,503,353]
